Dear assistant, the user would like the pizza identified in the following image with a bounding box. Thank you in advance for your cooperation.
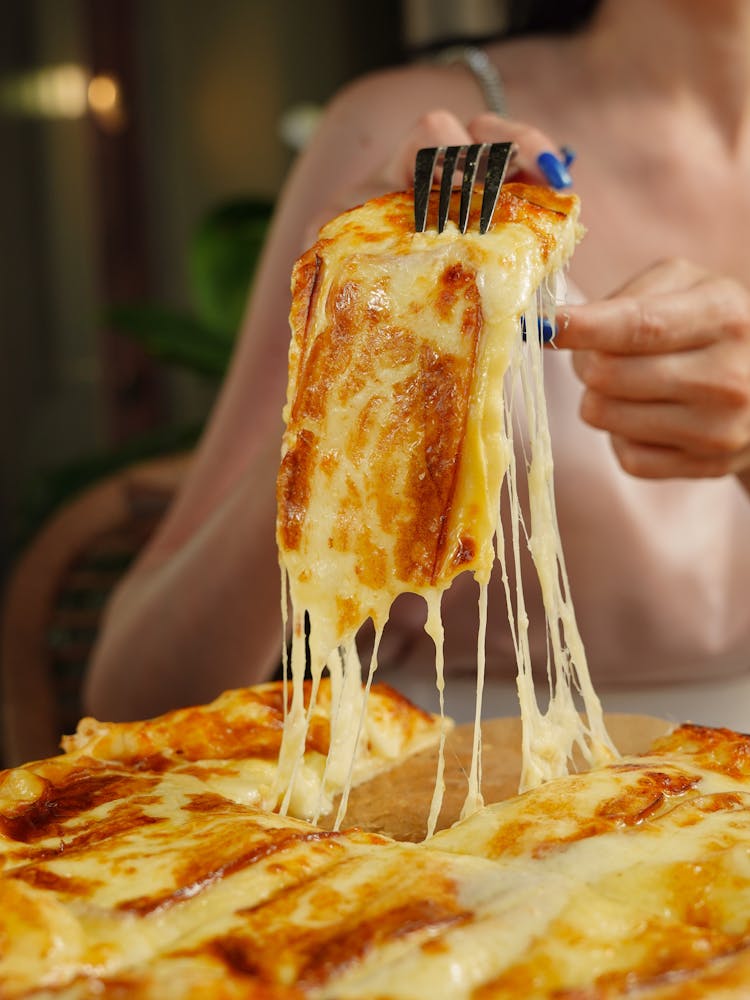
[5,175,749,997]
[61,679,446,821]
[3,694,750,997]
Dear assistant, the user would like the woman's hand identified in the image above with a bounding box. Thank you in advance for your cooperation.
[302,108,572,245]
[555,258,750,490]
[380,109,573,193]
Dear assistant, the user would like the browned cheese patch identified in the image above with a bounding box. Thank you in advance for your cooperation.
[280,249,486,596]
[209,862,467,990]
[0,765,160,845]
[10,865,102,897]
[277,428,318,554]
[121,828,349,917]
[66,685,338,769]
[651,724,750,781]
[482,766,702,861]
[384,264,483,587]
[472,914,742,1000]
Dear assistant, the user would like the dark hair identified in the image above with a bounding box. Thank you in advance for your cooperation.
[506,0,601,36]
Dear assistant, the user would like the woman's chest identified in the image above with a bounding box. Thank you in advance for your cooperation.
[502,74,750,296]
[566,161,750,297]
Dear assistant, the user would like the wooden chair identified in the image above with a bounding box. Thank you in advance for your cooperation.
[0,453,190,767]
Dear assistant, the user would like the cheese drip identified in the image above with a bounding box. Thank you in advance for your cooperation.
[275,186,615,830]
[500,287,616,791]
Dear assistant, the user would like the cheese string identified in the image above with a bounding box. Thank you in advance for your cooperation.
[461,579,488,821]
[280,562,288,728]
[313,642,349,824]
[333,627,383,830]
[424,593,448,838]
[514,289,616,789]
[276,602,309,815]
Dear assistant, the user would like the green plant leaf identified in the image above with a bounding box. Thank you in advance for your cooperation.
[189,198,273,335]
[105,304,233,377]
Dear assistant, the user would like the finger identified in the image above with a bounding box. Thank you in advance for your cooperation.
[573,345,750,407]
[580,391,750,457]
[574,349,703,404]
[573,351,679,402]
[383,110,474,190]
[468,113,573,188]
[555,284,735,354]
[608,257,708,298]
[611,436,750,480]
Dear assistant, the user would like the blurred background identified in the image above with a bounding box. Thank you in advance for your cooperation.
[0,0,507,761]
[1,0,401,573]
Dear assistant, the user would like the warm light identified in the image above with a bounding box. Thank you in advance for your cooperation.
[87,73,125,131]
[0,63,88,118]
[87,74,118,114]
[0,64,125,131]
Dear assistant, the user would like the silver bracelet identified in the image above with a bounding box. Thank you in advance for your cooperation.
[433,44,508,116]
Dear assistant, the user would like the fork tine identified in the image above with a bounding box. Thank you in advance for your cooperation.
[479,141,514,234]
[437,145,461,233]
[458,143,485,234]
[414,141,515,233]
[414,146,440,233]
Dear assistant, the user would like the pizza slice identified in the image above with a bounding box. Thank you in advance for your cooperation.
[275,181,613,832]
[277,182,584,668]
[416,722,750,999]
[429,722,750,860]
[61,679,445,821]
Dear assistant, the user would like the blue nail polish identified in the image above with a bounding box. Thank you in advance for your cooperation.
[520,316,557,342]
[537,151,573,189]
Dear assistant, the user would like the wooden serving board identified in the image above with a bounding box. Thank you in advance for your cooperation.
[325,714,672,842]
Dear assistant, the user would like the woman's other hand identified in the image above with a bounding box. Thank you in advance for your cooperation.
[556,259,750,491]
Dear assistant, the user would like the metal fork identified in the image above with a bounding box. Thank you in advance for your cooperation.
[414,142,514,235]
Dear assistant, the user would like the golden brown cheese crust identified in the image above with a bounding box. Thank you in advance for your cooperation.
[54,682,447,828]
[62,680,439,792]
[277,184,581,647]
[649,722,750,779]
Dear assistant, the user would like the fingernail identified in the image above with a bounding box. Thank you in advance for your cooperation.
[520,316,557,342]
[536,151,573,189]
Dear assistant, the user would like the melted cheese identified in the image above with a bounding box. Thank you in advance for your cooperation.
[4,710,750,996]
[63,680,443,822]
[276,183,614,825]
[0,750,388,994]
